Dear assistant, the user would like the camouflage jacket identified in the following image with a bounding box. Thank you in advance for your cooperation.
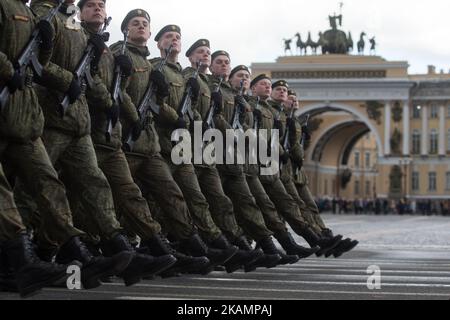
[0,0,50,142]
[84,25,123,150]
[31,0,95,137]
[110,42,177,156]
[152,58,200,157]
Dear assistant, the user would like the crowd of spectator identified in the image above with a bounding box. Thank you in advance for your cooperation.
[316,198,450,216]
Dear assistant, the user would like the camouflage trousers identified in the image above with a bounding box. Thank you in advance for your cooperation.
[246,174,288,237]
[1,137,82,245]
[39,130,121,240]
[64,147,162,242]
[295,181,326,232]
[0,162,25,242]
[127,152,196,241]
[259,173,310,237]
[218,164,273,242]
[195,165,244,242]
[162,155,222,243]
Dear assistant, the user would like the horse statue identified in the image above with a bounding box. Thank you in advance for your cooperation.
[318,32,329,54]
[347,32,354,53]
[357,32,366,55]
[283,38,293,55]
[306,32,319,55]
[295,33,307,55]
[369,37,376,55]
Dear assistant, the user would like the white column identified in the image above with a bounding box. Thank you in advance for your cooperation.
[439,105,446,156]
[402,101,410,156]
[384,101,391,156]
[421,105,428,156]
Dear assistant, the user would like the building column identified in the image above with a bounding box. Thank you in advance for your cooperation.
[421,105,428,156]
[439,105,446,156]
[384,101,391,156]
[402,101,410,156]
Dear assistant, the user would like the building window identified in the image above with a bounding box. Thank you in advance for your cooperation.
[412,172,419,191]
[430,105,439,119]
[354,152,360,168]
[428,172,437,191]
[446,172,450,191]
[354,180,360,196]
[412,130,421,154]
[413,105,421,119]
[365,181,371,196]
[430,129,438,154]
[447,130,450,152]
[365,152,371,168]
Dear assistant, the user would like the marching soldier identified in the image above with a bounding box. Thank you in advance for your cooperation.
[286,90,359,257]
[110,12,235,273]
[0,0,133,294]
[208,51,299,267]
[248,74,343,255]
[183,40,263,272]
[227,67,318,259]
[151,26,238,266]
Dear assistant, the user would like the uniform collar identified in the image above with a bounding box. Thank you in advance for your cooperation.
[126,42,151,58]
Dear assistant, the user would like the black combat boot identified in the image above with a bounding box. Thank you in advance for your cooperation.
[180,234,237,273]
[299,227,343,257]
[209,235,261,274]
[56,236,133,289]
[223,236,264,273]
[257,236,299,265]
[101,234,176,286]
[275,232,320,258]
[330,238,359,258]
[2,233,69,298]
[141,234,210,277]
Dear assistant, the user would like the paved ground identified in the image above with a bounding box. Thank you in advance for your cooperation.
[1,214,449,300]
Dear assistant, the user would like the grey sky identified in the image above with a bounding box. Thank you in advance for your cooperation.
[101,0,450,74]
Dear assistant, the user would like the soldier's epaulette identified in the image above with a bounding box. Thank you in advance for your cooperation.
[149,57,161,65]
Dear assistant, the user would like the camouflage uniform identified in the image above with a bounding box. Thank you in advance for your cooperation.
[0,0,82,245]
[64,25,165,242]
[270,100,323,235]
[209,76,274,241]
[152,58,223,243]
[0,163,25,242]
[247,97,312,236]
[110,41,196,241]
[24,0,122,240]
[182,67,244,241]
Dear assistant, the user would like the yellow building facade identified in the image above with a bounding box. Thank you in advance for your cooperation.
[252,54,450,207]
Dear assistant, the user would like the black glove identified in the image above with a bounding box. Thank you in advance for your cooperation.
[174,117,187,129]
[253,109,262,125]
[115,54,133,78]
[274,119,283,131]
[150,70,169,99]
[293,158,304,169]
[67,77,81,104]
[202,120,210,133]
[88,34,106,69]
[37,20,54,51]
[107,103,120,127]
[302,125,311,142]
[281,152,290,164]
[186,77,200,102]
[211,91,222,107]
[286,118,296,132]
[234,95,246,108]
[131,121,143,141]
[7,70,24,93]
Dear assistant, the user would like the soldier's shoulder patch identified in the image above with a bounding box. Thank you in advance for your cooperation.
[13,15,30,22]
